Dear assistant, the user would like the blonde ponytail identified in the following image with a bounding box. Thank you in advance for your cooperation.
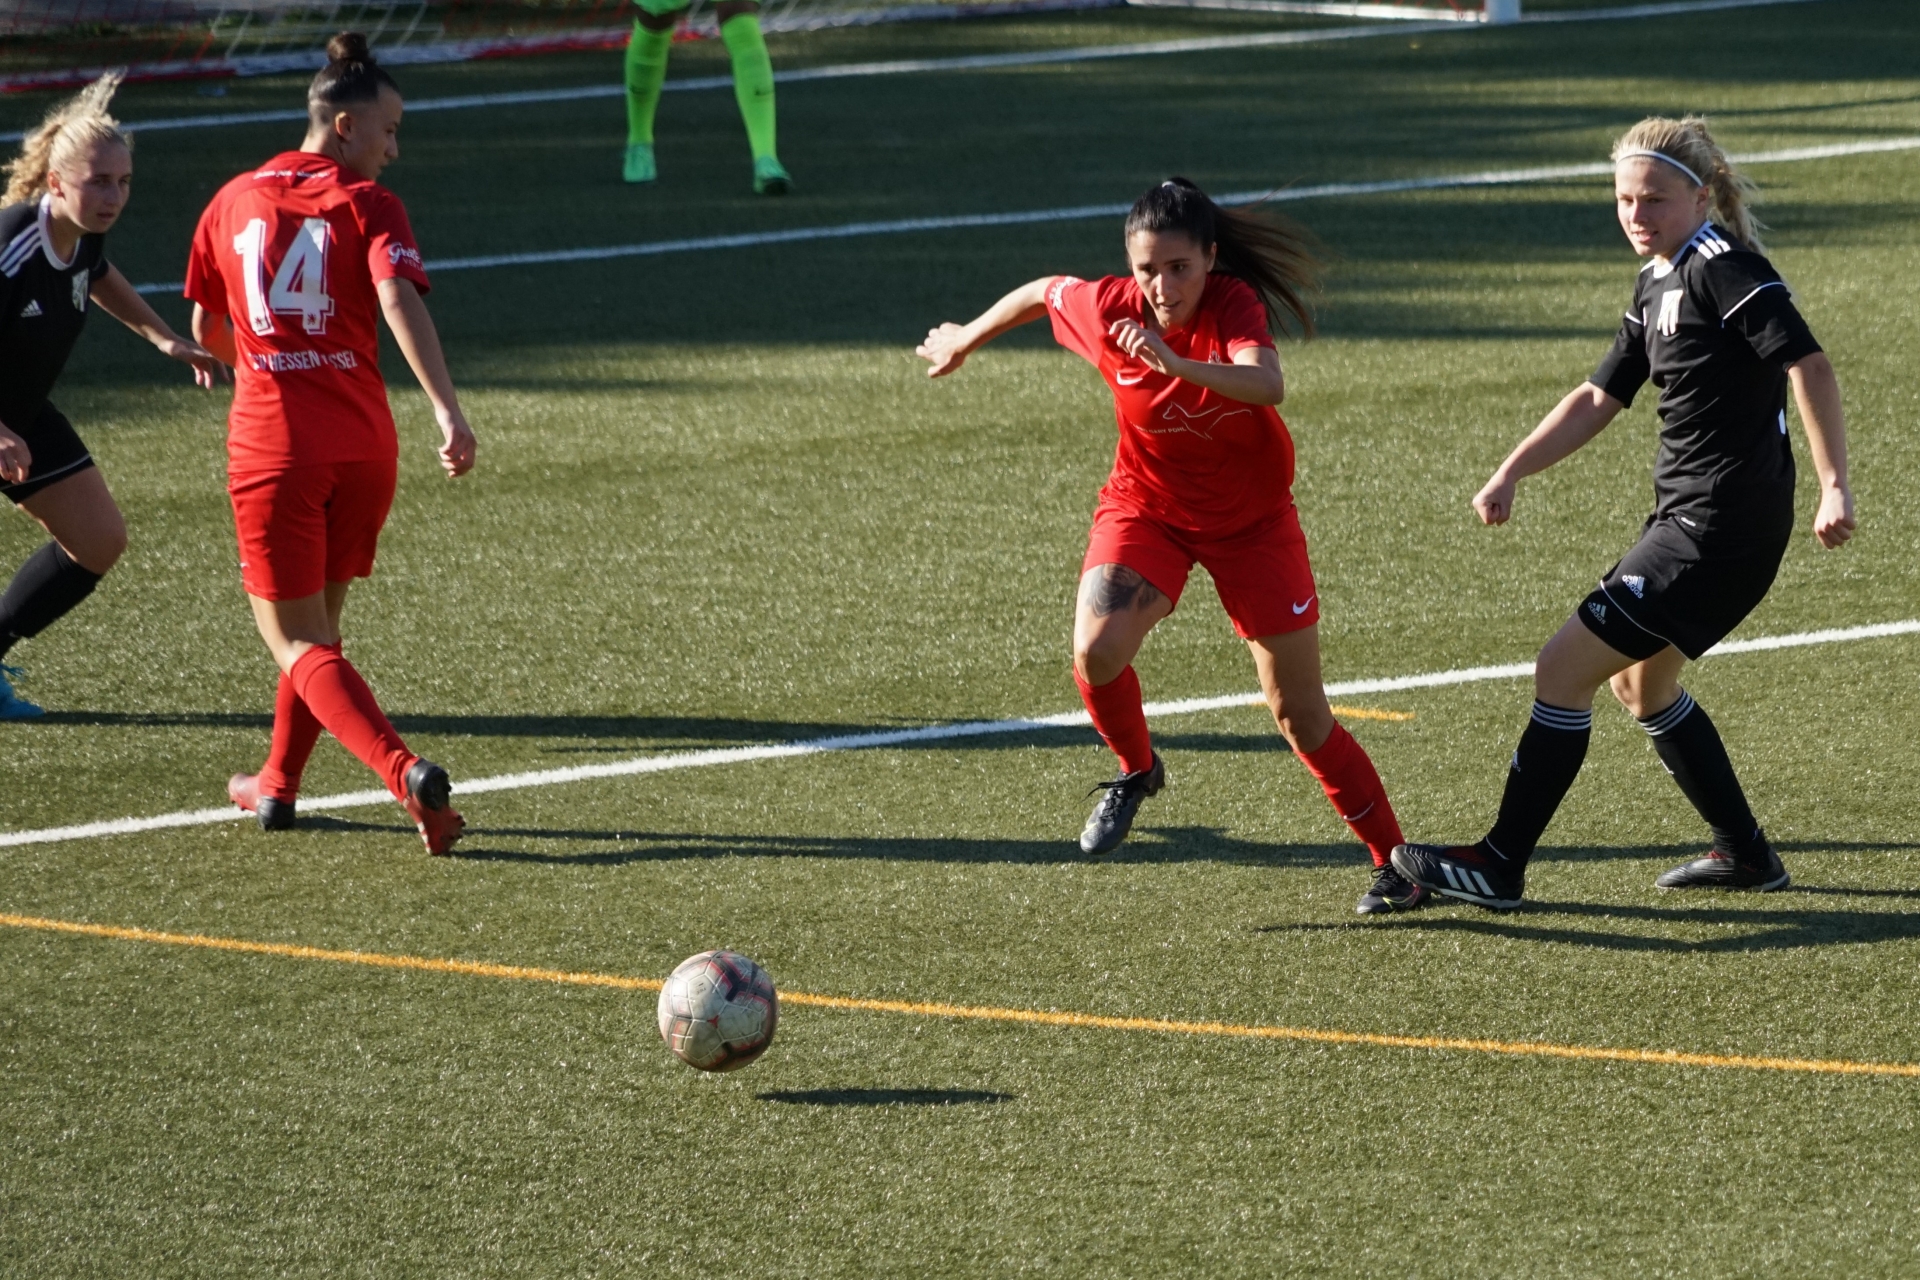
[5,72,130,207]
[1612,114,1764,253]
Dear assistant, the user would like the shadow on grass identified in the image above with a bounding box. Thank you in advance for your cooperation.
[1258,853,1920,952]
[758,1088,1014,1107]
[445,824,1361,867]
[1391,898,1920,954]
[1536,841,1920,865]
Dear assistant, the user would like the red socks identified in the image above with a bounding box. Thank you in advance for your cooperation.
[1075,665,1155,776]
[258,673,323,801]
[286,642,415,799]
[1075,663,1400,864]
[1300,722,1404,867]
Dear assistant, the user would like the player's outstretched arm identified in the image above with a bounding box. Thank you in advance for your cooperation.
[377,278,476,478]
[92,265,227,387]
[916,278,1052,378]
[1786,352,1854,549]
[190,303,238,368]
[1472,382,1623,526]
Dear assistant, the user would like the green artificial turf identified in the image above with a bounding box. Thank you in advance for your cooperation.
[3,2,1920,1275]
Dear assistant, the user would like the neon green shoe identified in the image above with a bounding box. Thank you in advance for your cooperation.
[752,155,791,196]
[623,143,657,185]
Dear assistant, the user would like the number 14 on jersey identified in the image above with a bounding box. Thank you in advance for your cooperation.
[234,216,335,337]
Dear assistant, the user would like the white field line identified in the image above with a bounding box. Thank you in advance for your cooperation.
[1137,0,1822,15]
[3,0,1831,148]
[2,617,1913,851]
[126,136,1920,295]
[1126,0,1479,19]
[1519,0,1821,20]
[60,19,1457,155]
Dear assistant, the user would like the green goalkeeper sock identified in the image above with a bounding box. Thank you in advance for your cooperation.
[624,21,672,146]
[720,12,777,161]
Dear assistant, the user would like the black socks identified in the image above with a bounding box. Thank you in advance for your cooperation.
[1638,690,1766,860]
[0,541,102,661]
[1483,700,1592,866]
[1478,690,1763,868]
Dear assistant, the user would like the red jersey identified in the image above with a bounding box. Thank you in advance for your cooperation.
[185,151,430,473]
[1046,272,1294,535]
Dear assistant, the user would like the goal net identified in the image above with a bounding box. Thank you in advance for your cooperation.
[0,0,1511,95]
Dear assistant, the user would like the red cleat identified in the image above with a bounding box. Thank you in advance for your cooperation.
[401,758,464,856]
[228,772,296,831]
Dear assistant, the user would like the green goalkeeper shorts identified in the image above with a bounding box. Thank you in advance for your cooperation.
[636,0,693,16]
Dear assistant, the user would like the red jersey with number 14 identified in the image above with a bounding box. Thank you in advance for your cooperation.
[1046,272,1294,536]
[186,151,430,472]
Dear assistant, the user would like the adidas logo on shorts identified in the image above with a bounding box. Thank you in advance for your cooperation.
[19,299,40,317]
[1587,601,1607,624]
[1621,574,1646,598]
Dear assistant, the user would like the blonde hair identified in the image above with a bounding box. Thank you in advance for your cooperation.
[4,72,131,207]
[1611,114,1764,252]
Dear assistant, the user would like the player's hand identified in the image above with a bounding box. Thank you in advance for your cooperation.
[916,323,973,378]
[160,336,230,388]
[1473,472,1517,526]
[0,424,31,486]
[1107,319,1177,375]
[1812,484,1855,549]
[437,407,476,478]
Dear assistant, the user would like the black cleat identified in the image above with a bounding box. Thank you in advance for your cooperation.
[1356,863,1429,915]
[401,758,465,856]
[1656,837,1790,891]
[1391,841,1525,910]
[1079,753,1165,856]
[229,772,296,832]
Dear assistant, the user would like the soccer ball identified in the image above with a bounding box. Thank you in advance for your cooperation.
[656,950,779,1072]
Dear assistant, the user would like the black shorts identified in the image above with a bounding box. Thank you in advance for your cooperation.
[1577,514,1791,661]
[0,402,94,505]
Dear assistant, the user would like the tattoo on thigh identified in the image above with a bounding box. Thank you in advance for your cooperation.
[1082,566,1163,618]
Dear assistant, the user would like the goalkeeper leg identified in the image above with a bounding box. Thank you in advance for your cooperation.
[718,3,790,194]
[623,7,680,183]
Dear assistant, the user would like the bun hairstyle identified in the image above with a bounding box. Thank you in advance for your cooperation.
[5,71,129,206]
[1124,176,1321,338]
[308,31,401,130]
[1612,114,1764,252]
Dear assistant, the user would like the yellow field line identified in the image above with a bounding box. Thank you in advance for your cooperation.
[1330,705,1415,722]
[4,911,1914,1078]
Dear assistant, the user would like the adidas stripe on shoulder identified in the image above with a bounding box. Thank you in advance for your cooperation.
[0,222,41,278]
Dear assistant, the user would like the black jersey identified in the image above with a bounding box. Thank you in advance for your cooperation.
[0,198,110,431]
[1590,223,1822,541]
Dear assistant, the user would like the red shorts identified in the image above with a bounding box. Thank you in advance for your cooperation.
[1083,500,1319,640]
[228,458,397,601]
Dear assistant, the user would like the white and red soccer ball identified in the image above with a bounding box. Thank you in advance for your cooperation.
[656,950,778,1072]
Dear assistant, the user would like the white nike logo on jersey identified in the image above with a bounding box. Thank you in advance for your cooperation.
[1114,368,1148,385]
[18,300,40,317]
[1292,596,1314,615]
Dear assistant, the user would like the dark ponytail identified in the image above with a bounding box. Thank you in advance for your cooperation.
[307,31,401,130]
[1124,177,1321,338]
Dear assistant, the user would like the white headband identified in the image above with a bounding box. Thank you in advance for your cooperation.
[1616,148,1705,187]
